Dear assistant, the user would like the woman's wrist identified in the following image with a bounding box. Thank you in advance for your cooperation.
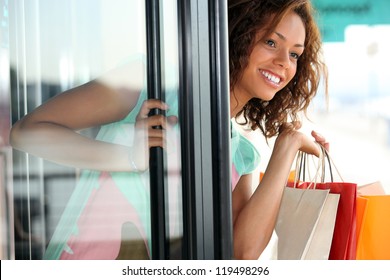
[275,129,320,157]
[274,130,302,154]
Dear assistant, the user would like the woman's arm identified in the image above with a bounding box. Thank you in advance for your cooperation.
[232,122,327,260]
[10,80,138,171]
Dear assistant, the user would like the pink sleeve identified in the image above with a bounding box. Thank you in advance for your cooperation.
[232,164,240,191]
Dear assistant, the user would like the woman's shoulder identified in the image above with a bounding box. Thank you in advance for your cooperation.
[231,123,261,176]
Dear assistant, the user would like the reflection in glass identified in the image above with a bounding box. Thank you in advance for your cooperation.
[8,0,183,260]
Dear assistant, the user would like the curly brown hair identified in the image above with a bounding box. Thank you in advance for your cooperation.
[229,0,327,138]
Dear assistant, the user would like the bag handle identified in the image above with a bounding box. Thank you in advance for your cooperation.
[321,146,344,182]
[293,144,324,189]
[293,144,343,187]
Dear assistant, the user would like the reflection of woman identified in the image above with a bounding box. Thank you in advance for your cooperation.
[10,0,328,260]
[11,57,180,260]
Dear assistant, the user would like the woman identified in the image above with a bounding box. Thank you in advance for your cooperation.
[10,0,328,260]
[228,0,328,259]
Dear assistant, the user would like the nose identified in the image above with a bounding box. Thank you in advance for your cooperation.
[274,49,290,69]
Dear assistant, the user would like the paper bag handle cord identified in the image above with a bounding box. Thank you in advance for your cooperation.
[293,146,323,189]
[293,143,345,188]
[322,147,344,182]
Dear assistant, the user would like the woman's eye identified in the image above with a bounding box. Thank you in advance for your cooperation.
[265,39,275,47]
[290,52,300,60]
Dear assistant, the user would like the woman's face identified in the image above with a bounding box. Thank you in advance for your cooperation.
[233,11,306,104]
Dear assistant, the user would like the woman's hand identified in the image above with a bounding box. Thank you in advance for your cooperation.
[276,121,329,157]
[130,99,178,172]
[311,130,329,151]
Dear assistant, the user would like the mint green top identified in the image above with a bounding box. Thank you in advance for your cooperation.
[231,124,260,177]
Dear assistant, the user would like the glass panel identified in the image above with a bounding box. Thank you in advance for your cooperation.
[160,0,182,259]
[0,0,14,260]
[7,0,185,260]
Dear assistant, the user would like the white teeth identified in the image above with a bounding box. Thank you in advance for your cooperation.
[261,71,281,84]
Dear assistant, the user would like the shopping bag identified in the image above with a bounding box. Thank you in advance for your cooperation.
[356,182,390,259]
[356,181,385,248]
[287,148,357,260]
[275,187,330,259]
[304,192,340,259]
[358,181,386,196]
[310,181,357,260]
[276,149,339,260]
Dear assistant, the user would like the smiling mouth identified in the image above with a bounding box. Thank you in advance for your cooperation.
[260,70,282,85]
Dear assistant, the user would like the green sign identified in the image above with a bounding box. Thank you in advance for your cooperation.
[312,0,390,42]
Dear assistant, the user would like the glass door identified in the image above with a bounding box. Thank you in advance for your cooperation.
[9,0,156,260]
[4,0,231,260]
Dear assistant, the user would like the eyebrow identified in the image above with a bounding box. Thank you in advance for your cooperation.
[275,32,304,48]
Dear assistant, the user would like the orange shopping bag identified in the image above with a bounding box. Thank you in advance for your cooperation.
[356,182,390,260]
